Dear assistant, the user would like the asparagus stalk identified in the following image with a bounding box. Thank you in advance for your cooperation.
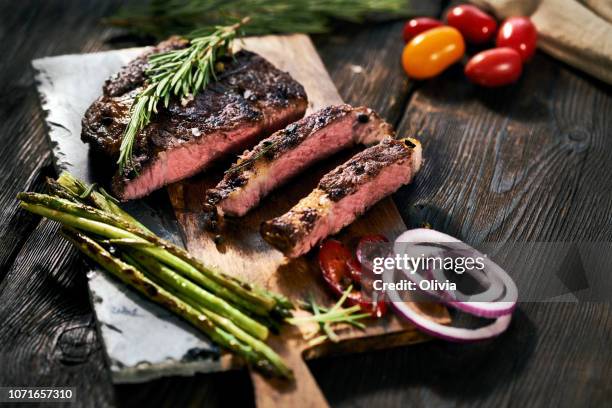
[127,250,269,341]
[18,199,269,316]
[17,175,296,378]
[46,177,83,203]
[60,227,278,374]
[19,192,148,235]
[123,253,291,378]
[19,190,285,315]
[56,171,150,232]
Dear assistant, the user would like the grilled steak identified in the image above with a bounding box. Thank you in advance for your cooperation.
[205,104,394,218]
[82,39,308,200]
[261,138,422,258]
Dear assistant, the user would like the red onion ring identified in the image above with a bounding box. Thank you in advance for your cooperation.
[384,228,518,341]
[394,229,517,318]
[391,300,513,343]
[430,263,505,303]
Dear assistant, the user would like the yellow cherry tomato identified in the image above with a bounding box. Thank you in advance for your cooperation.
[402,26,466,79]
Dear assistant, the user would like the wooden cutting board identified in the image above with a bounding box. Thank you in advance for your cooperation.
[168,34,449,407]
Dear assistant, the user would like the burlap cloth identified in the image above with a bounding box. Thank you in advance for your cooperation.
[469,0,612,84]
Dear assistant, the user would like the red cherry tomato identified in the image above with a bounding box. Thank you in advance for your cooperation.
[496,17,537,62]
[402,26,466,79]
[465,47,523,87]
[402,17,444,43]
[446,4,498,44]
[318,238,387,317]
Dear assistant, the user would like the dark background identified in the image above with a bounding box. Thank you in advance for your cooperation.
[0,0,610,406]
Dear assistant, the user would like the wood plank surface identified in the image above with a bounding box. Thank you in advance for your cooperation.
[0,1,122,407]
[0,219,115,406]
[0,0,611,407]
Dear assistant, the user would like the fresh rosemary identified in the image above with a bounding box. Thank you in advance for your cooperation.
[107,0,410,39]
[287,285,370,344]
[117,17,248,171]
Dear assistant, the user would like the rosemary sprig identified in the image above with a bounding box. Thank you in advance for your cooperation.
[107,0,410,40]
[117,17,249,171]
[287,285,371,344]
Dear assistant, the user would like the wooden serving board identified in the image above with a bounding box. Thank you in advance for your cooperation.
[169,35,449,406]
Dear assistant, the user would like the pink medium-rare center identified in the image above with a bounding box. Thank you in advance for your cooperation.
[261,138,423,258]
[206,105,394,217]
[121,106,301,200]
[81,39,308,200]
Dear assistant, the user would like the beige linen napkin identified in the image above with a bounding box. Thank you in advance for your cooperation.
[469,0,612,84]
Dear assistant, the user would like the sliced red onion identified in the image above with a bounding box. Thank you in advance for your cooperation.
[391,300,513,343]
[394,229,518,318]
[384,228,518,341]
[429,262,505,304]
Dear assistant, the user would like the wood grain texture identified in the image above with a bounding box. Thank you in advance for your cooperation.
[333,35,612,408]
[0,1,122,406]
[0,219,115,407]
[1,0,611,407]
[250,334,330,408]
[0,0,125,278]
[395,55,612,244]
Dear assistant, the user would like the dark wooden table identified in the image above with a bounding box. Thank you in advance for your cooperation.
[1,1,610,407]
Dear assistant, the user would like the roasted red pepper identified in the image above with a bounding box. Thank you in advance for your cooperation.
[318,238,388,317]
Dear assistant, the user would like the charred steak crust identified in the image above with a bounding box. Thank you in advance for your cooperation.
[81,42,308,199]
[206,104,392,206]
[318,138,416,201]
[261,138,419,255]
[104,36,188,97]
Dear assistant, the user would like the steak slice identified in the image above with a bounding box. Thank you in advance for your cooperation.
[261,138,422,258]
[82,41,308,200]
[205,104,394,218]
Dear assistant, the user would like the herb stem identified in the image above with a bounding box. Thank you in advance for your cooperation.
[118,18,248,171]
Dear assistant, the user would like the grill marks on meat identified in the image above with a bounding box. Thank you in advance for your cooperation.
[205,104,394,218]
[104,36,188,98]
[261,138,422,258]
[81,41,308,200]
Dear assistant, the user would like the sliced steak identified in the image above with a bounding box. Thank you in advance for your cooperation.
[261,138,422,258]
[205,104,394,218]
[82,42,308,200]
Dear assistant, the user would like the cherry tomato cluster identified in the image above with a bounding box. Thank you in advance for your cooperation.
[401,5,537,87]
[318,235,389,318]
